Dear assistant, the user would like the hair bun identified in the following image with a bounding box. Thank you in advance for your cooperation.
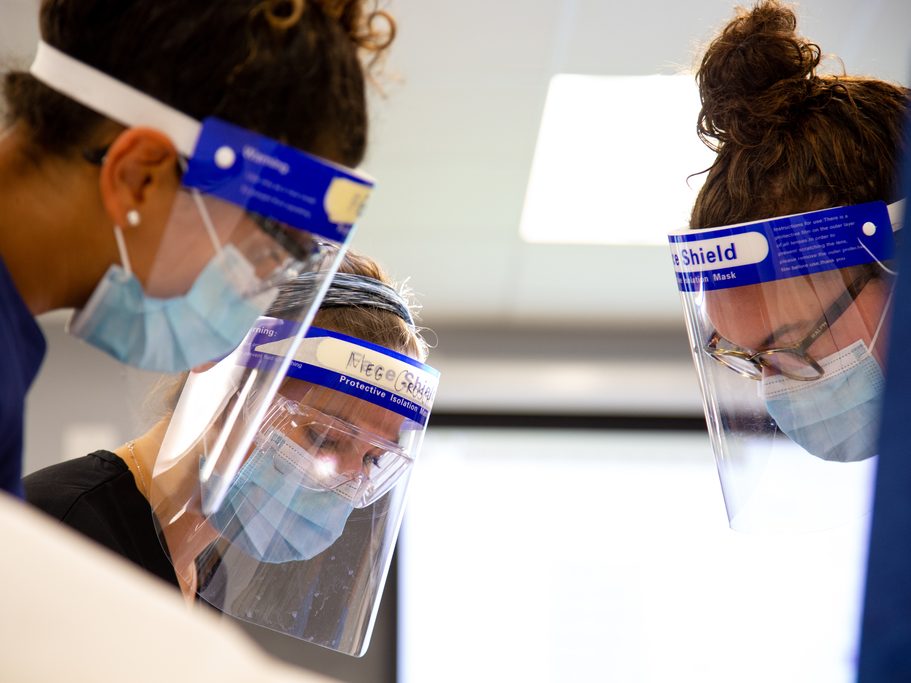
[697,0,821,148]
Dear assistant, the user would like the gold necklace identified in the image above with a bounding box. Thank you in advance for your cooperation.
[126,441,148,497]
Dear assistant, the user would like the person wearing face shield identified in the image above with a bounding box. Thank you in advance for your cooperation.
[25,251,439,657]
[0,0,391,498]
[667,0,909,532]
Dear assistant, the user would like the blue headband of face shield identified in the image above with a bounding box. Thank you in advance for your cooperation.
[241,320,439,427]
[669,199,903,292]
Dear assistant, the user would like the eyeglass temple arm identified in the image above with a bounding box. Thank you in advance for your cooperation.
[754,271,875,351]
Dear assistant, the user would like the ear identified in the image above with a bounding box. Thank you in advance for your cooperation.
[98,128,180,227]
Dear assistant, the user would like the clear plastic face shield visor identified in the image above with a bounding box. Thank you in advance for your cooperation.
[668,200,903,532]
[151,320,439,655]
[29,41,372,372]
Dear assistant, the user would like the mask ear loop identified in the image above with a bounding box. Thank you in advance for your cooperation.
[857,199,904,276]
[857,239,898,276]
[868,285,895,353]
[112,225,133,276]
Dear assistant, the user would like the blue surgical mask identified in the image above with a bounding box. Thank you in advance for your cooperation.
[201,437,354,564]
[69,227,276,373]
[763,339,886,462]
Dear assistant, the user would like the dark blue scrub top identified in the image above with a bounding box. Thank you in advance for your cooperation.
[0,255,45,497]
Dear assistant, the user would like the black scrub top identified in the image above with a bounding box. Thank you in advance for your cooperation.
[23,450,179,588]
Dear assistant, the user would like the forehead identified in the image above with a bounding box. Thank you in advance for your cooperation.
[705,271,847,348]
[278,378,404,441]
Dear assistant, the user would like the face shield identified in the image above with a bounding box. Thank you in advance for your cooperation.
[29,41,372,372]
[668,200,903,532]
[151,319,439,655]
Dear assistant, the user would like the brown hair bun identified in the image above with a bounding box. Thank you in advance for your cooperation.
[689,0,908,230]
[697,0,821,149]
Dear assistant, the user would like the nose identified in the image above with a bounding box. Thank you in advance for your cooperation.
[760,362,781,380]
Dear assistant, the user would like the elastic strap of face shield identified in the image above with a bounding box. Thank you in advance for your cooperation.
[888,199,905,231]
[855,199,905,276]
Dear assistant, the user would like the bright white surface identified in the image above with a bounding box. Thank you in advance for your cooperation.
[430,356,702,414]
[521,75,715,245]
[399,429,869,683]
[722,437,878,534]
[0,492,337,683]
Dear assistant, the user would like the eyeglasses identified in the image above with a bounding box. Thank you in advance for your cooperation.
[704,272,874,381]
[249,213,324,272]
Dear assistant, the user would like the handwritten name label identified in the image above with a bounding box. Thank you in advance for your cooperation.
[315,339,438,408]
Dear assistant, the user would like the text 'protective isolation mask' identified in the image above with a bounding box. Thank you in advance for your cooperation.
[153,317,439,656]
[668,200,902,532]
[30,41,373,372]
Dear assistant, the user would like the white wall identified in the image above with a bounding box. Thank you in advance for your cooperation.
[400,428,870,683]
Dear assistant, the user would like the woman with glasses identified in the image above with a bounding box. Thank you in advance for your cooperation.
[668,0,907,531]
[24,251,438,656]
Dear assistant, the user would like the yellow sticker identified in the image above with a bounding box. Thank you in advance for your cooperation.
[324,178,371,225]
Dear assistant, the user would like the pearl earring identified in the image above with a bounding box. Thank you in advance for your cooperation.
[126,209,141,227]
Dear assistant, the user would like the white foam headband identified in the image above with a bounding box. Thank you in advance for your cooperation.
[29,40,201,156]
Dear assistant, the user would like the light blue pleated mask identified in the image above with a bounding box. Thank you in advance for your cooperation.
[69,227,276,373]
[201,439,355,564]
[763,299,891,462]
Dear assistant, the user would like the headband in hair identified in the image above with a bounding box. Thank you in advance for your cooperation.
[270,272,415,325]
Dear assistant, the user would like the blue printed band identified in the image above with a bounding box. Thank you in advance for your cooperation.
[667,202,895,292]
[182,117,375,244]
[238,318,439,427]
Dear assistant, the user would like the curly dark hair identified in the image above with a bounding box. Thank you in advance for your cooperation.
[690,0,908,229]
[3,0,395,166]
